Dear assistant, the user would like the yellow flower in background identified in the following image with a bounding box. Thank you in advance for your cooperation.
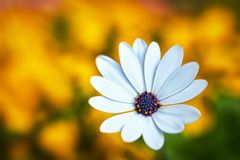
[221,75,240,94]
[0,10,73,107]
[163,7,235,50]
[110,1,159,39]
[58,53,96,94]
[65,0,112,53]
[196,7,235,44]
[0,82,38,133]
[201,47,237,74]
[199,44,240,94]
[38,121,79,158]
[1,103,35,133]
[163,17,195,50]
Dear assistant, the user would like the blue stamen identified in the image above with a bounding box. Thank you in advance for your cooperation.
[135,92,161,116]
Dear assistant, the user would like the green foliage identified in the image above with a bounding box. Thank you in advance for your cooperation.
[51,15,70,44]
[161,93,240,160]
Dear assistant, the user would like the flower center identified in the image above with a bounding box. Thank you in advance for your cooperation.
[134,91,161,116]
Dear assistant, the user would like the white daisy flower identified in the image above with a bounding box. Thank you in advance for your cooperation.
[89,38,208,150]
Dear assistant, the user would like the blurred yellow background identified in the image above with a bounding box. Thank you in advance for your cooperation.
[0,0,240,160]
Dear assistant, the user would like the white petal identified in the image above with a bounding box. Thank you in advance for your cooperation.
[152,45,183,94]
[159,105,201,124]
[132,38,147,68]
[157,62,199,100]
[144,42,161,92]
[161,80,208,105]
[100,112,136,133]
[96,55,137,95]
[121,114,145,143]
[153,111,184,134]
[90,76,135,103]
[89,96,135,113]
[119,42,145,93]
[142,116,164,150]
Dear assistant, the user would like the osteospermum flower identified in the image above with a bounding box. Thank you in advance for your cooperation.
[89,38,207,150]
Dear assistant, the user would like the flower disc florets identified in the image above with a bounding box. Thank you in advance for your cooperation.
[135,91,161,116]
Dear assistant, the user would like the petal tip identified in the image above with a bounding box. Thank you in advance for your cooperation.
[196,108,202,117]
[134,38,145,43]
[95,55,106,64]
[189,61,199,66]
[203,80,208,87]
[147,142,164,151]
[119,42,133,57]
[100,123,110,133]
[171,44,183,52]
[173,44,182,48]
[149,41,160,48]
[90,76,97,85]
[166,44,184,59]
[150,146,163,151]
[119,41,130,49]
[121,133,134,143]
[186,62,199,71]
[88,97,93,106]
[99,126,106,133]
[189,107,201,123]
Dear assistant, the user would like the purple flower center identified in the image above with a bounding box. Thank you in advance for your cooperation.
[134,91,161,116]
